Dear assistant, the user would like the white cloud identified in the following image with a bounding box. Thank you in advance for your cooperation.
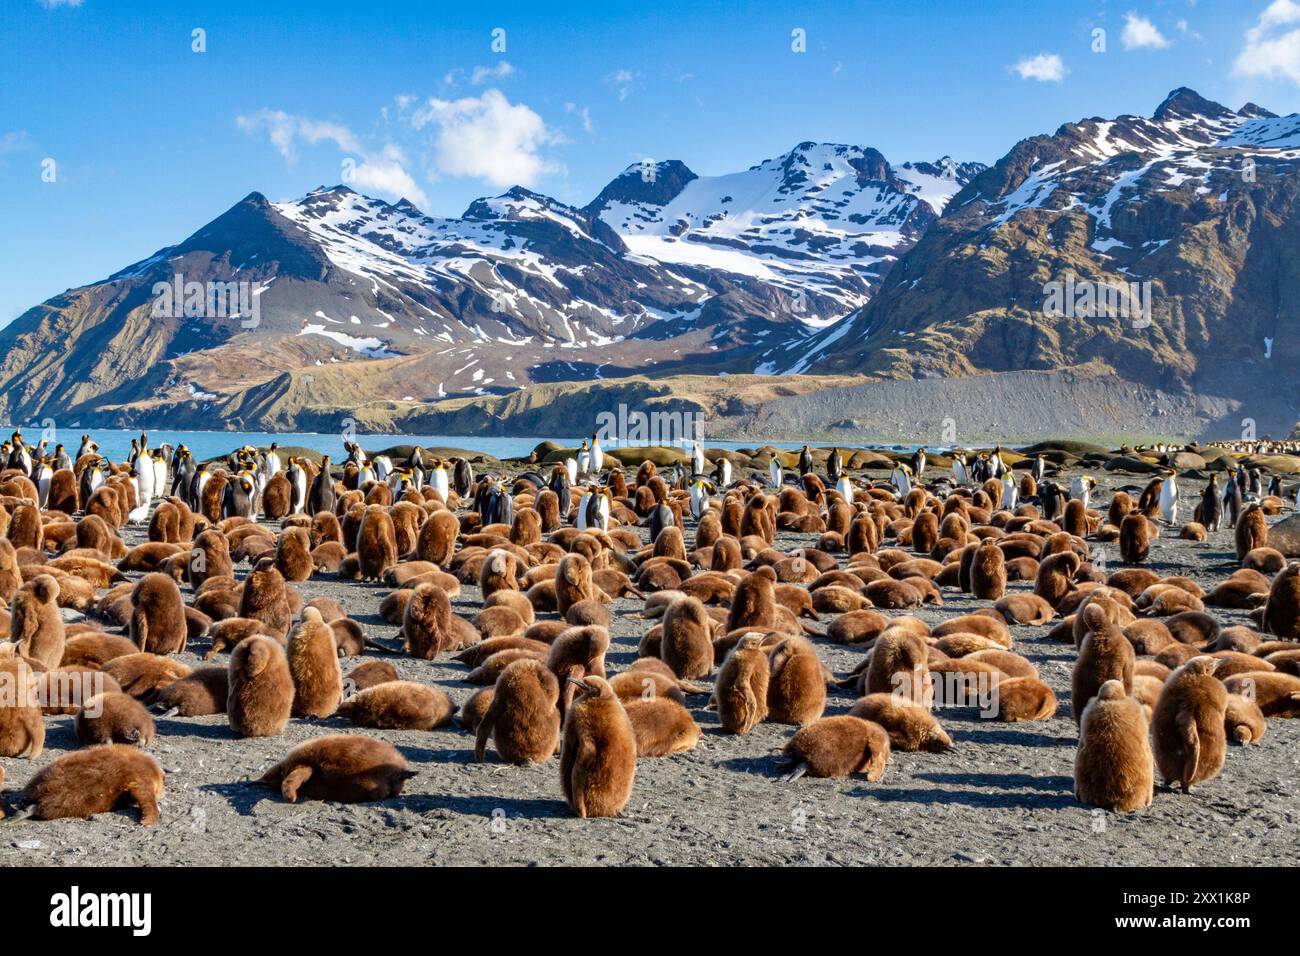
[37,0,83,7]
[1122,13,1171,50]
[442,62,516,88]
[564,102,594,135]
[1013,53,1066,82]
[237,109,428,207]
[470,62,515,85]
[410,89,560,187]
[1235,0,1300,83]
[236,109,362,164]
[0,130,31,153]
[606,69,641,101]
[344,145,430,209]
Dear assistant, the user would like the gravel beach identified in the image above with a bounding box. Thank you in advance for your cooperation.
[2,468,1297,868]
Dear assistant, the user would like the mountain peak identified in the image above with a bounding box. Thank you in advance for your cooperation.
[1239,102,1278,119]
[583,160,698,216]
[1153,87,1233,121]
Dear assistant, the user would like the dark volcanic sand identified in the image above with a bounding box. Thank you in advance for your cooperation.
[2,470,1298,867]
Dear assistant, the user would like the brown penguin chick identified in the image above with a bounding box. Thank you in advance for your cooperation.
[811,584,870,614]
[766,636,827,726]
[562,597,610,628]
[102,653,191,703]
[258,735,414,803]
[933,633,1004,657]
[1156,643,1202,670]
[335,680,454,730]
[1072,603,1135,723]
[11,574,65,669]
[0,656,45,757]
[995,676,1058,721]
[487,588,536,626]
[189,529,234,589]
[930,612,1007,645]
[260,471,292,519]
[970,541,1007,600]
[827,609,891,645]
[1235,504,1268,562]
[287,607,343,718]
[1034,551,1080,608]
[401,582,453,659]
[994,593,1056,626]
[623,697,700,756]
[379,587,414,625]
[608,668,686,705]
[0,536,22,603]
[467,647,546,685]
[455,635,550,667]
[458,687,495,730]
[345,660,400,694]
[153,666,230,717]
[1151,656,1228,792]
[1204,577,1269,610]
[1242,547,1287,575]
[1222,671,1300,717]
[59,631,140,669]
[1262,563,1300,640]
[1119,513,1150,564]
[548,625,610,712]
[46,554,124,589]
[227,635,294,737]
[560,675,637,818]
[1264,648,1300,676]
[864,627,930,702]
[356,506,399,582]
[470,604,526,641]
[965,648,1037,679]
[128,572,188,656]
[848,693,951,752]
[75,691,156,746]
[310,540,347,572]
[36,664,118,716]
[275,526,314,582]
[554,552,596,618]
[1123,618,1175,655]
[8,501,43,550]
[238,558,292,638]
[726,565,778,632]
[1074,680,1154,811]
[659,595,715,680]
[473,658,561,763]
[1224,692,1267,744]
[202,617,278,660]
[780,715,890,781]
[414,510,459,566]
[864,577,924,609]
[478,548,520,599]
[118,541,187,573]
[305,596,347,622]
[16,746,164,825]
[714,633,771,734]
[330,618,366,658]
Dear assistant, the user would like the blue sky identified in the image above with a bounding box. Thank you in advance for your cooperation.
[4,0,1300,325]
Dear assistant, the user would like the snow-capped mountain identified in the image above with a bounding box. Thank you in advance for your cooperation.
[788,87,1300,424]
[0,142,980,428]
[586,144,983,326]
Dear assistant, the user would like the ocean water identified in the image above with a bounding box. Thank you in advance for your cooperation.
[9,427,920,465]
